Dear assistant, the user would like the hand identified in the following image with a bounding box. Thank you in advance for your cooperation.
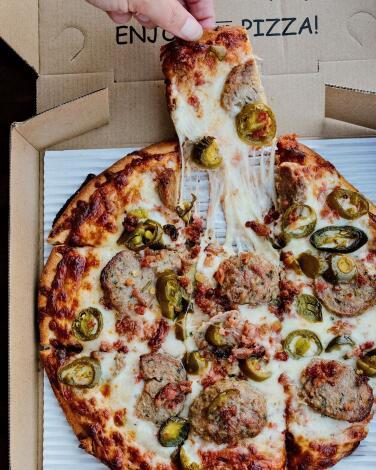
[86,0,215,40]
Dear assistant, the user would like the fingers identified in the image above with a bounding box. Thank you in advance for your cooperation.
[132,0,203,40]
[107,10,133,24]
[86,0,207,40]
[134,13,156,29]
[185,0,215,28]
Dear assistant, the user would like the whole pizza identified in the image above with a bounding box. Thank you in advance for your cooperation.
[39,27,376,470]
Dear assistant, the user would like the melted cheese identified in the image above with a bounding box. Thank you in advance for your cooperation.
[170,54,277,261]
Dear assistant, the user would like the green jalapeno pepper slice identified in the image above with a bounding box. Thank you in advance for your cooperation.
[119,219,163,251]
[297,252,322,279]
[159,417,190,447]
[156,270,183,320]
[356,349,376,377]
[58,357,101,388]
[326,188,369,220]
[192,137,223,169]
[175,312,187,341]
[176,194,197,225]
[184,351,208,375]
[207,389,240,417]
[282,204,317,239]
[205,322,228,348]
[179,448,204,470]
[297,294,322,323]
[72,307,103,341]
[284,329,323,359]
[324,254,357,283]
[310,225,368,253]
[209,45,227,61]
[236,103,276,147]
[240,357,272,381]
[325,335,355,353]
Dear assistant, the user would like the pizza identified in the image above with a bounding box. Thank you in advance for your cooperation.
[39,26,376,470]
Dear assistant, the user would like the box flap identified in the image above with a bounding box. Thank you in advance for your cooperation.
[326,85,376,131]
[16,88,110,150]
[0,0,39,72]
[9,89,113,470]
[9,127,41,470]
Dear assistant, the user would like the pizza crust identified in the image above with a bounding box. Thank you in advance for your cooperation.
[48,141,180,246]
[286,423,370,470]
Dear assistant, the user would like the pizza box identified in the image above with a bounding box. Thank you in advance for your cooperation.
[4,0,376,469]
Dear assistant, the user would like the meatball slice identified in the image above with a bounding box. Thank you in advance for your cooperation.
[314,262,376,317]
[155,167,180,210]
[189,378,267,444]
[136,352,191,425]
[300,359,373,423]
[214,252,279,306]
[275,162,307,210]
[221,60,264,114]
[100,249,157,314]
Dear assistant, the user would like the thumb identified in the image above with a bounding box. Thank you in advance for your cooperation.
[134,0,203,40]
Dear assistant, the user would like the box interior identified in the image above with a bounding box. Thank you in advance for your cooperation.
[4,1,376,468]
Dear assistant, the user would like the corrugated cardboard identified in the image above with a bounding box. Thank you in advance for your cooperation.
[5,1,376,468]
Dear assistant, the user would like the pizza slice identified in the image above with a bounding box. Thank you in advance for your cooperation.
[39,242,199,469]
[271,135,376,468]
[281,360,373,470]
[165,243,286,469]
[161,26,277,251]
[48,142,183,247]
[41,346,192,470]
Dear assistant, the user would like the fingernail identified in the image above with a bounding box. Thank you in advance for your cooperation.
[180,17,203,41]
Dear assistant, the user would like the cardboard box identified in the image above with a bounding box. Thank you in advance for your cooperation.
[4,1,376,469]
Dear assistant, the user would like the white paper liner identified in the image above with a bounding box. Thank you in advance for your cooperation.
[43,139,376,469]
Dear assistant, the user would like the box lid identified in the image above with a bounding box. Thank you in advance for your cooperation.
[3,0,376,139]
[0,0,39,72]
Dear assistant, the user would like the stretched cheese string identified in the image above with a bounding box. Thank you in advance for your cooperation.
[171,54,277,260]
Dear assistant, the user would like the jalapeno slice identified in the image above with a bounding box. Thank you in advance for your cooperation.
[127,208,149,219]
[297,294,322,323]
[325,335,355,353]
[297,252,322,279]
[205,322,228,348]
[72,307,103,341]
[179,448,203,470]
[235,103,276,147]
[209,45,227,61]
[284,329,323,359]
[324,254,357,283]
[184,351,208,375]
[282,204,317,239]
[158,417,190,447]
[119,219,163,251]
[310,226,368,253]
[58,357,101,388]
[357,349,376,377]
[156,270,183,320]
[240,357,271,381]
[176,194,197,225]
[207,389,240,417]
[192,137,223,169]
[327,188,369,220]
[175,312,187,341]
